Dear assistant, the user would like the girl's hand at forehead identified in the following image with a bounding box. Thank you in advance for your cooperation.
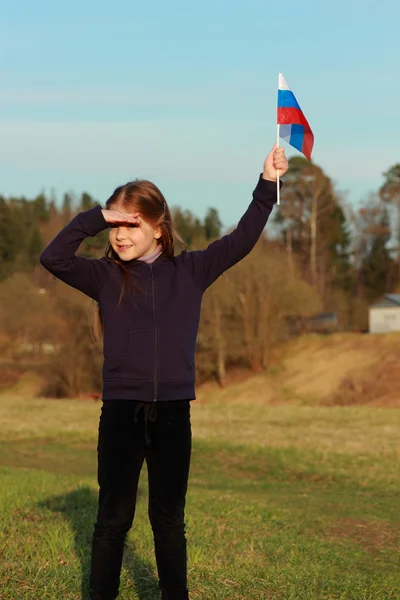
[101,209,140,226]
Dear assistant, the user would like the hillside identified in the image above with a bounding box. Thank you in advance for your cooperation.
[197,332,400,408]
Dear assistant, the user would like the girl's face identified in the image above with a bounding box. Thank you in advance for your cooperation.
[108,206,162,261]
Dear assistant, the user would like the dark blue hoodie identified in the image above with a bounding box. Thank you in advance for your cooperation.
[40,175,279,402]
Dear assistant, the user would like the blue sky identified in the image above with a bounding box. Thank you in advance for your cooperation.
[1,0,399,226]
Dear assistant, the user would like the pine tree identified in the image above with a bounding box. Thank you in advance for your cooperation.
[360,207,394,301]
[27,227,43,267]
[204,207,222,240]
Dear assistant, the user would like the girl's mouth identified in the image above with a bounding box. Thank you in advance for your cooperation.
[117,245,133,252]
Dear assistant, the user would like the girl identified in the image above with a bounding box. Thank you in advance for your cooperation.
[40,145,288,600]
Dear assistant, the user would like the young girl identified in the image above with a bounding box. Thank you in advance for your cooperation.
[40,145,288,600]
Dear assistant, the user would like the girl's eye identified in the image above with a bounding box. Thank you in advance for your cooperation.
[109,223,138,229]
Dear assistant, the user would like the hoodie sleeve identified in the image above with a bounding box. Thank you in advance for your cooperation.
[180,175,280,291]
[40,204,110,301]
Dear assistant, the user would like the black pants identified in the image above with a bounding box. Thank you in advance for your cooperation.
[89,399,192,600]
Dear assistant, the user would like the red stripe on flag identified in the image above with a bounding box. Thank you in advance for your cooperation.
[277,107,311,129]
[302,132,314,161]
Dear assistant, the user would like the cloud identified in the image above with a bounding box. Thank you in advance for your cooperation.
[0,80,259,113]
[0,118,268,182]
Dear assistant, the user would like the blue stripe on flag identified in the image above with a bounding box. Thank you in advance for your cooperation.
[289,124,305,153]
[278,90,300,109]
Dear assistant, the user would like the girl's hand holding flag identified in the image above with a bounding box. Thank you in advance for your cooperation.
[263,145,288,182]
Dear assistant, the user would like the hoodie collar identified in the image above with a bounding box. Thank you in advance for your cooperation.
[137,245,163,264]
[121,251,172,269]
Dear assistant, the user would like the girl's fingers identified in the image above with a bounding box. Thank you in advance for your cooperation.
[273,151,286,162]
[117,210,139,217]
[116,212,140,221]
[107,211,141,224]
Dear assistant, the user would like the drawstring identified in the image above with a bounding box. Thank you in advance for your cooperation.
[133,402,157,447]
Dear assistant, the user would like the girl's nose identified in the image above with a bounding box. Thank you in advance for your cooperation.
[115,226,130,239]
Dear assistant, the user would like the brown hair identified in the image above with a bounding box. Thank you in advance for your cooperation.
[92,180,186,344]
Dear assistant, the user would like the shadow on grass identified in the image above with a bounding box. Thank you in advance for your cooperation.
[38,486,160,600]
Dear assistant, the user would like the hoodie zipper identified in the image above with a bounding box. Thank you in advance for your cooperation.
[149,264,158,402]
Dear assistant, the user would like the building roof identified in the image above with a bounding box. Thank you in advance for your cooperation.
[371,294,400,308]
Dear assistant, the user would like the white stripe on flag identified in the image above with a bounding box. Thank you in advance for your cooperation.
[278,73,290,91]
[279,124,292,142]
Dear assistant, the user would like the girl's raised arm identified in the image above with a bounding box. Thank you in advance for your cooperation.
[40,205,113,301]
[182,146,288,291]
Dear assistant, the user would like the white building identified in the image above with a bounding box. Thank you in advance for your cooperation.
[369,294,400,333]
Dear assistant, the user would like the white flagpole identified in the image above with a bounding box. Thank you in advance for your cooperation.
[276,72,281,205]
[276,122,280,206]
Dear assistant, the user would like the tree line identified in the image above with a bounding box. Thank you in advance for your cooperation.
[0,156,399,396]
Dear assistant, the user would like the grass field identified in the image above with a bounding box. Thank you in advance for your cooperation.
[0,393,399,600]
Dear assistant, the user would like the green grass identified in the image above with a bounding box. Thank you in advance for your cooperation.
[0,395,399,599]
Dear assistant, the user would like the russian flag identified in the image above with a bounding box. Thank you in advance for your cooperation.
[277,73,314,160]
